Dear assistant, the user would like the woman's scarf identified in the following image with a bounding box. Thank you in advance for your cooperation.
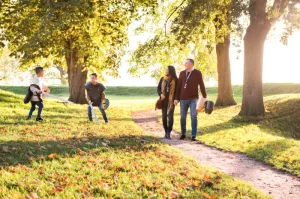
[161,75,176,113]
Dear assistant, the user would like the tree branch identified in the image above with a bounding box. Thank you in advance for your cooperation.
[268,0,289,23]
[164,0,187,35]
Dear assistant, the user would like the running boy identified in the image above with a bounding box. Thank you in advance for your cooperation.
[85,73,108,123]
[27,66,50,121]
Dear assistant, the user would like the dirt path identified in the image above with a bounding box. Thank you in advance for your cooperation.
[132,110,300,199]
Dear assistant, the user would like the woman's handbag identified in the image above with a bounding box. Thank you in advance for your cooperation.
[155,98,164,110]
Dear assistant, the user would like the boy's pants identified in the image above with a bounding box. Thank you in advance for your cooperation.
[28,101,44,119]
[88,104,108,123]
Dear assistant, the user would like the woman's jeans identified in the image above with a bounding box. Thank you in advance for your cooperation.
[28,101,44,119]
[180,99,198,137]
[162,102,175,133]
[88,104,108,122]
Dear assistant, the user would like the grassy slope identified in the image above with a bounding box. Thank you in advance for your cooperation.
[0,89,270,199]
[171,95,300,176]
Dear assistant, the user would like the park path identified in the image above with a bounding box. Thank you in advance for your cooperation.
[132,110,300,199]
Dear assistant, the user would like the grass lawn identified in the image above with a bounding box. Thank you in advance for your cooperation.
[0,89,271,198]
[170,95,300,177]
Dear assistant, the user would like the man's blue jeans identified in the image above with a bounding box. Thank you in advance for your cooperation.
[88,104,108,123]
[28,101,44,119]
[180,99,198,137]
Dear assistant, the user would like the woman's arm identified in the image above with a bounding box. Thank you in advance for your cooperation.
[157,77,163,96]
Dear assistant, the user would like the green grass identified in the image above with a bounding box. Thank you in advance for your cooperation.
[0,89,271,198]
[170,94,300,176]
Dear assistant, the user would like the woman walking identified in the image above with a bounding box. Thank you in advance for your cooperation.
[157,66,178,139]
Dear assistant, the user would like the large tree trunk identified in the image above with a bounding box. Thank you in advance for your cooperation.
[239,14,271,116]
[65,42,88,104]
[215,35,237,106]
[239,0,288,117]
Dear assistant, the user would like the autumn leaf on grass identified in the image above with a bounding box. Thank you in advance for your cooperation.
[170,192,180,198]
[2,146,9,152]
[76,148,86,155]
[29,157,35,161]
[48,153,57,159]
[102,142,108,147]
[202,193,213,199]
[51,185,65,194]
[24,193,39,199]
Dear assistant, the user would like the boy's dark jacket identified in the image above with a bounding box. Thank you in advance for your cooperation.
[24,84,42,104]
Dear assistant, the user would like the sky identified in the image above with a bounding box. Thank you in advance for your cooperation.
[105,24,300,87]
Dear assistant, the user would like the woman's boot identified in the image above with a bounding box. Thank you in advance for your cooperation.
[166,131,171,139]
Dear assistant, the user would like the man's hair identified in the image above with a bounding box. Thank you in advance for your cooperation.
[186,58,195,65]
[35,66,43,74]
[91,73,97,78]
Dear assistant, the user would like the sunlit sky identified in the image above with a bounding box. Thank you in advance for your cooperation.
[105,22,300,87]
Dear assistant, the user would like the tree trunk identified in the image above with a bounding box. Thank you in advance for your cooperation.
[239,23,270,116]
[215,35,237,106]
[65,43,88,104]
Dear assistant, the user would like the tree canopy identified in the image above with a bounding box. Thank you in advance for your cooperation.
[0,0,158,77]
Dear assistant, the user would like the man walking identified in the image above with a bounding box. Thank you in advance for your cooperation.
[174,59,207,141]
[85,73,108,123]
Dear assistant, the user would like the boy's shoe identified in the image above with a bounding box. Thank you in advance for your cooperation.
[36,118,43,122]
[26,117,31,120]
[179,135,186,140]
[191,137,197,141]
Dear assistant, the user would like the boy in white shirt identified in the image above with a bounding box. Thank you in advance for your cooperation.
[27,66,50,121]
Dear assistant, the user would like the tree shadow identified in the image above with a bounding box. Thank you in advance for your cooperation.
[195,97,300,140]
[0,135,159,168]
[243,139,298,175]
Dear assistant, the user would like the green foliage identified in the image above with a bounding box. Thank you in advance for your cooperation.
[129,0,218,80]
[0,0,158,77]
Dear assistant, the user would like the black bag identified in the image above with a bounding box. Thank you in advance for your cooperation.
[24,87,33,104]
[205,101,214,114]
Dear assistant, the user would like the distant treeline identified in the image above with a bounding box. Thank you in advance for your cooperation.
[1,83,300,97]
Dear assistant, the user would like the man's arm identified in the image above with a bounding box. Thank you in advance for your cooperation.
[85,89,91,104]
[42,85,50,94]
[198,71,207,98]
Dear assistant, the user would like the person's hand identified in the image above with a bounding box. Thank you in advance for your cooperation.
[174,100,179,106]
[88,100,92,105]
[160,94,166,100]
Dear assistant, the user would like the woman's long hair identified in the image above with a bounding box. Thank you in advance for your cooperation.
[167,65,178,80]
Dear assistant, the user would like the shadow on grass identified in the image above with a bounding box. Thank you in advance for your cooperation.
[0,135,159,168]
[243,139,298,175]
[196,97,300,140]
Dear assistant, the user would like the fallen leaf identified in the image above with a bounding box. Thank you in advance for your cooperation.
[48,153,57,159]
[202,193,213,199]
[2,146,9,152]
[29,157,35,161]
[102,142,108,147]
[25,193,39,199]
[171,192,180,198]
[51,185,65,194]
